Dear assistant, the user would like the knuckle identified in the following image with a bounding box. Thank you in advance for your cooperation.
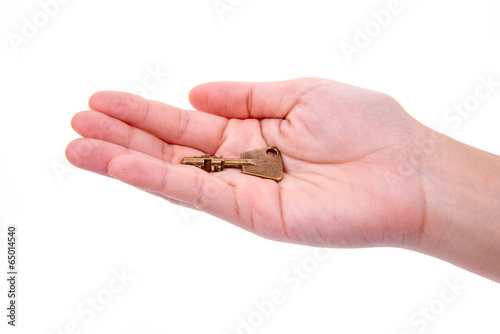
[246,83,255,117]
[140,99,152,125]
[174,108,189,142]
[159,163,170,193]
[192,173,208,209]
[160,143,173,162]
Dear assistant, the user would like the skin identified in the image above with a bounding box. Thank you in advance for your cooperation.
[66,77,500,282]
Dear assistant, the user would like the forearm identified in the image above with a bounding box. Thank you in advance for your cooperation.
[419,132,500,282]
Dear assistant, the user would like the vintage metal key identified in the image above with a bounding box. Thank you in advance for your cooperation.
[182,147,283,182]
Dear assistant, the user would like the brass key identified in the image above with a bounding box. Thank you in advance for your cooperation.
[182,147,283,182]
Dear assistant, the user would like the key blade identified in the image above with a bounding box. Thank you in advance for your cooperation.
[241,147,283,182]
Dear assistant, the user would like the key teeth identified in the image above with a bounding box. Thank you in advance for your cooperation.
[211,156,223,172]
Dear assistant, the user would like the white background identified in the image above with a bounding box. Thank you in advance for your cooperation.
[1,0,500,333]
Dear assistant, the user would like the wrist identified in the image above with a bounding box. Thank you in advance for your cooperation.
[417,131,500,282]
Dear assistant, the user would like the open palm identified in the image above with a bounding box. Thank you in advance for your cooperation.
[66,78,429,249]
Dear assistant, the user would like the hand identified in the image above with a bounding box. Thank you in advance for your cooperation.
[66,78,432,249]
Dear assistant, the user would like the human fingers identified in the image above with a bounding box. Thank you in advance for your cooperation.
[65,137,200,209]
[88,91,228,154]
[107,154,287,239]
[71,110,202,161]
